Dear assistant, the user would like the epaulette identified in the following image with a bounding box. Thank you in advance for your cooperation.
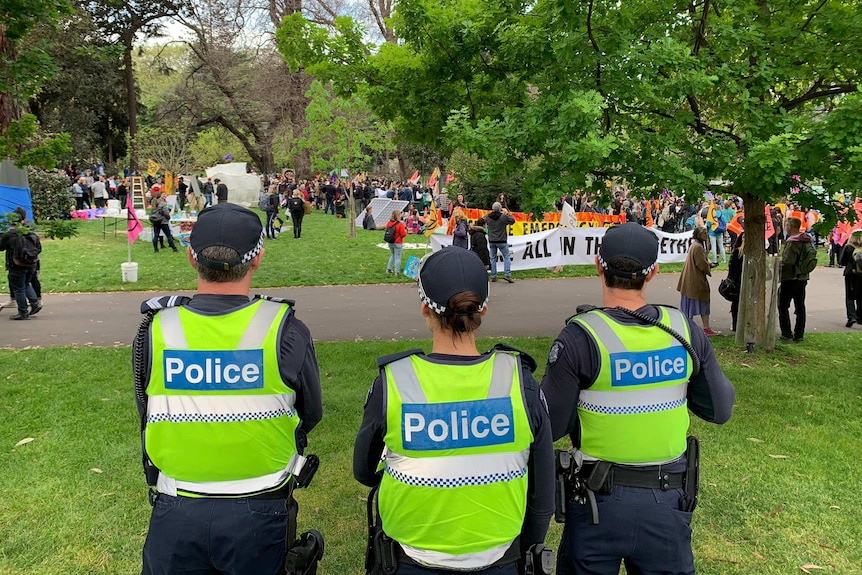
[140,295,192,314]
[254,294,296,306]
[377,349,425,369]
[485,343,537,374]
[564,304,603,325]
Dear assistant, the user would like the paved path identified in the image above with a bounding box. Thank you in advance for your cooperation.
[0,267,853,349]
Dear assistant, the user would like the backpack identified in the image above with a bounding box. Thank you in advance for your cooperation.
[797,243,818,275]
[852,248,862,277]
[715,212,727,234]
[383,223,397,243]
[288,197,304,213]
[258,195,271,211]
[13,231,42,266]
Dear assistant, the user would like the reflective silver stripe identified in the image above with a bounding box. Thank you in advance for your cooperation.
[386,450,529,483]
[401,540,512,571]
[237,300,284,349]
[157,453,305,496]
[387,358,427,403]
[488,353,516,398]
[158,300,285,350]
[146,393,296,424]
[663,307,689,344]
[579,383,687,409]
[159,308,188,348]
[573,312,625,352]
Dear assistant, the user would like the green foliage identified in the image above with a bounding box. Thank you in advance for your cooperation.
[296,81,394,174]
[187,127,252,171]
[27,168,74,220]
[0,115,72,167]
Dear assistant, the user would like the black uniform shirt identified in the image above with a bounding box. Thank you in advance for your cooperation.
[353,349,555,552]
[541,305,735,455]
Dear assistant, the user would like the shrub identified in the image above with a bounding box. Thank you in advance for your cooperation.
[27,168,78,239]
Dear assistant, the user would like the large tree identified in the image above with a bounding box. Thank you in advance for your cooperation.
[0,0,73,165]
[81,0,184,172]
[281,0,862,350]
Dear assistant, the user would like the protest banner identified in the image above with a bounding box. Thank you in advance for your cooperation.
[431,227,693,271]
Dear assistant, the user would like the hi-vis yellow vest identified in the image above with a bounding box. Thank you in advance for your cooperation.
[380,352,533,570]
[571,308,693,464]
[145,299,303,497]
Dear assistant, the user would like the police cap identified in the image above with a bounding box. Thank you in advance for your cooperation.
[189,203,264,271]
[418,248,489,316]
[598,222,659,279]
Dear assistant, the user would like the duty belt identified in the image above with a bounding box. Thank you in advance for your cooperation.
[577,461,684,495]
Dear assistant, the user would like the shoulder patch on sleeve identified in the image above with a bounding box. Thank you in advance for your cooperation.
[140,295,191,314]
[548,340,565,366]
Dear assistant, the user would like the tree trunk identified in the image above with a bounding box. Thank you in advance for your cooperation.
[737,193,778,351]
[124,42,138,173]
[0,29,21,133]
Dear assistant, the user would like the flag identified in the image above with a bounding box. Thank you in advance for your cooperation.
[127,195,144,244]
[706,201,717,229]
[445,172,455,184]
[147,160,160,177]
[223,153,234,162]
[560,202,577,228]
[164,172,173,195]
[428,167,440,188]
[409,170,420,184]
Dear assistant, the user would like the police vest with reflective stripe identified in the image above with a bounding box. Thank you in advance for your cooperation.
[380,351,533,570]
[571,308,692,465]
[145,299,302,497]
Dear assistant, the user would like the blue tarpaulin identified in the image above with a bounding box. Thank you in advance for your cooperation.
[0,185,33,221]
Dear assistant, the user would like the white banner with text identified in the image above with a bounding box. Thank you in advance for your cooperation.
[430,227,693,271]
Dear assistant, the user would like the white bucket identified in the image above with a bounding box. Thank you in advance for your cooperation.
[121,262,139,282]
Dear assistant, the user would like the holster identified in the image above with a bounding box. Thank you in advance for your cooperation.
[523,544,554,575]
[365,485,398,575]
[284,454,325,575]
[680,436,700,513]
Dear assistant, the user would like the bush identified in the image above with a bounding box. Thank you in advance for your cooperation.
[28,168,74,221]
[27,168,78,239]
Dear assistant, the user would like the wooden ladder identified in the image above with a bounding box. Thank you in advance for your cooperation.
[130,176,147,210]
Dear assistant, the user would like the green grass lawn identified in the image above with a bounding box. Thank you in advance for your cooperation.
[1,335,860,574]
[35,211,684,293]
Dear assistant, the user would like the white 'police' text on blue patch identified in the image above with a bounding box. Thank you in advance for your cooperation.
[163,350,265,390]
[401,398,515,450]
[610,347,688,387]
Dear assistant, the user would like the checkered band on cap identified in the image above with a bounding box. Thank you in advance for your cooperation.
[597,252,656,278]
[416,251,490,316]
[190,229,265,267]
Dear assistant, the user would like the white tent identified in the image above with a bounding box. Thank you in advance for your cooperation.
[205,162,262,207]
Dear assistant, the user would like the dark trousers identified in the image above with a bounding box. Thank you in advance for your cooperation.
[845,275,862,322]
[557,486,695,575]
[152,223,177,252]
[177,193,186,212]
[730,296,740,332]
[75,196,86,210]
[778,279,807,339]
[324,197,334,215]
[291,214,303,238]
[142,494,288,575]
[8,267,38,316]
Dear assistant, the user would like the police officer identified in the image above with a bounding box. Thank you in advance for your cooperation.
[133,203,323,574]
[354,248,554,575]
[541,223,735,575]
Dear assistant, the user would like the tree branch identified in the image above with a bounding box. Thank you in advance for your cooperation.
[779,84,858,111]
[587,0,610,132]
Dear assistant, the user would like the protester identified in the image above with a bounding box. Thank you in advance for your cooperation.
[354,248,554,575]
[486,202,516,283]
[727,232,745,332]
[384,210,408,275]
[451,208,468,249]
[148,190,178,253]
[778,216,815,342]
[132,203,322,575]
[175,176,188,212]
[202,177,214,207]
[0,212,42,320]
[541,222,735,575]
[677,226,719,335]
[287,190,306,239]
[840,230,862,328]
[362,205,376,230]
[262,185,281,239]
[469,217,491,270]
[215,178,228,204]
